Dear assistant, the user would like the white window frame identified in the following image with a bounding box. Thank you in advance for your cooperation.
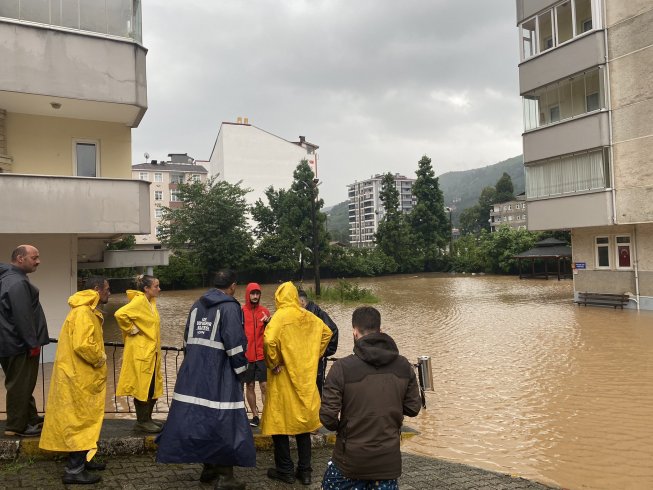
[595,236,611,269]
[615,235,632,270]
[191,174,201,182]
[139,172,149,181]
[154,190,163,201]
[170,190,181,202]
[72,139,100,177]
[154,172,163,182]
[155,208,163,219]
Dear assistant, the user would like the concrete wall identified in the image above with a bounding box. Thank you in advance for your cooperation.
[0,21,147,117]
[516,0,559,24]
[606,4,653,224]
[0,235,78,359]
[209,124,314,206]
[6,113,132,178]
[523,112,610,163]
[605,0,653,26]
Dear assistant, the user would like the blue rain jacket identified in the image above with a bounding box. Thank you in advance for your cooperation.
[155,289,255,467]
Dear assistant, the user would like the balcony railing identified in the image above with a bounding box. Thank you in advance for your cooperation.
[0,0,142,43]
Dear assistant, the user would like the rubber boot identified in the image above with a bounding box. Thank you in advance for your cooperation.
[133,399,161,433]
[214,466,246,490]
[147,399,164,428]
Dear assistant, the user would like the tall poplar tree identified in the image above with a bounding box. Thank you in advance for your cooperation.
[409,155,450,271]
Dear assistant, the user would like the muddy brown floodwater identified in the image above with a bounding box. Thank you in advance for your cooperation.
[102,274,653,490]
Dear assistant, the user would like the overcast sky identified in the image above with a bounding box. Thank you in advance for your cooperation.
[132,0,523,206]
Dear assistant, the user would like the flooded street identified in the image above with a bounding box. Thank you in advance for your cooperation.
[103,274,653,490]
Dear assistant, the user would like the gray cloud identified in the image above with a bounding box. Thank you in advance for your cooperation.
[133,0,523,205]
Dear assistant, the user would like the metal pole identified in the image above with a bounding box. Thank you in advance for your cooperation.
[449,208,453,255]
[312,179,321,296]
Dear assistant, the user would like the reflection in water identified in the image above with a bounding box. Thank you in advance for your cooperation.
[102,274,653,490]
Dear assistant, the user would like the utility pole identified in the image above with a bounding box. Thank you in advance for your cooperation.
[311,178,321,296]
[446,207,453,256]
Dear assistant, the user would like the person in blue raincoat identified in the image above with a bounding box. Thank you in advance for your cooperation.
[156,270,254,490]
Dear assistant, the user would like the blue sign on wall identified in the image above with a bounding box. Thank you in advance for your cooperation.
[575,262,586,269]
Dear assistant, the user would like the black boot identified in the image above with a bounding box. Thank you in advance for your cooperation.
[133,399,161,433]
[214,465,246,489]
[146,399,164,428]
[200,463,221,483]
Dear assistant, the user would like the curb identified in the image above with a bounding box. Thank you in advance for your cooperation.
[0,421,417,461]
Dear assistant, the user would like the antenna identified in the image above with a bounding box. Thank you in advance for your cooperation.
[144,152,150,162]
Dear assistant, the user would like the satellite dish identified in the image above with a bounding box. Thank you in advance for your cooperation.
[144,152,150,161]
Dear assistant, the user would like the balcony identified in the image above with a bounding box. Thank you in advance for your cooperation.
[0,173,151,235]
[0,0,147,127]
[527,190,612,231]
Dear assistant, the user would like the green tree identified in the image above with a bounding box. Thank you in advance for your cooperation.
[157,177,252,272]
[409,155,450,270]
[478,186,497,232]
[459,205,482,235]
[375,173,418,272]
[250,160,327,277]
[494,172,515,203]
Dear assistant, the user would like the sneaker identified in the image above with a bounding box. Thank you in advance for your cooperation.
[249,415,260,427]
[3,424,42,437]
[267,468,295,484]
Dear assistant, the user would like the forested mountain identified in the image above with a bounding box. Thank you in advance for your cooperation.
[325,154,525,240]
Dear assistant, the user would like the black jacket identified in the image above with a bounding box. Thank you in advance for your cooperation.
[0,264,49,357]
[320,332,421,480]
[306,301,338,357]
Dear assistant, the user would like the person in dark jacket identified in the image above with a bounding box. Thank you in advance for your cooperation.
[298,290,338,395]
[0,245,50,438]
[156,270,254,490]
[320,306,421,489]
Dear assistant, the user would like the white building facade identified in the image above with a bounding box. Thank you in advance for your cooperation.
[132,154,208,248]
[516,0,653,309]
[347,174,416,248]
[490,196,528,232]
[208,120,318,207]
[0,1,167,345]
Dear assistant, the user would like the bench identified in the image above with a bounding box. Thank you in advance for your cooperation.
[575,292,630,309]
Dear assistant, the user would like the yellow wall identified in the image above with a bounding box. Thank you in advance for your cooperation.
[6,113,132,178]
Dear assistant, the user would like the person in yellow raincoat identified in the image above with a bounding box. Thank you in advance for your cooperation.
[261,282,332,486]
[39,277,110,485]
[114,274,163,433]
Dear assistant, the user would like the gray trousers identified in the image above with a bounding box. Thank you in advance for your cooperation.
[0,351,40,432]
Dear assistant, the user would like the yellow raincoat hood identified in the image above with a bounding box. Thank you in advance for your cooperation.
[261,282,332,435]
[115,289,162,401]
[39,289,107,460]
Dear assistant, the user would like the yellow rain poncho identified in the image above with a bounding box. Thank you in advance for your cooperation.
[39,290,107,460]
[115,290,163,401]
[261,282,332,435]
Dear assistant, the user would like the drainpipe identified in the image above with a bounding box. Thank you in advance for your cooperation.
[602,0,617,225]
[633,225,640,310]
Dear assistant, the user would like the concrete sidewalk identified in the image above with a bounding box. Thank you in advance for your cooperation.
[0,420,558,489]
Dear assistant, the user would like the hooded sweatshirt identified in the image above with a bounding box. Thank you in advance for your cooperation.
[242,282,270,362]
[0,263,49,357]
[320,332,422,480]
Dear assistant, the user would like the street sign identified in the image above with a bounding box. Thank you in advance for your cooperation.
[575,262,586,269]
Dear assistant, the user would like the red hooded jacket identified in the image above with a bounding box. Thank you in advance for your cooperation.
[242,282,271,362]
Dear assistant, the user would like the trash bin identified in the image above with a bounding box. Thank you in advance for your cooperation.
[417,356,434,392]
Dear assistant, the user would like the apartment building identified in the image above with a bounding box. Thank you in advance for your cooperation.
[208,120,318,206]
[0,1,167,344]
[347,174,416,248]
[516,0,653,308]
[132,154,208,248]
[490,195,528,232]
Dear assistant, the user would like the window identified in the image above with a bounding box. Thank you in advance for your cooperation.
[170,173,184,184]
[519,0,597,61]
[170,190,181,202]
[190,174,201,182]
[596,236,610,268]
[154,190,162,201]
[154,173,162,182]
[74,140,99,177]
[522,68,605,131]
[616,236,631,269]
[139,172,149,181]
[155,208,163,219]
[525,147,610,199]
